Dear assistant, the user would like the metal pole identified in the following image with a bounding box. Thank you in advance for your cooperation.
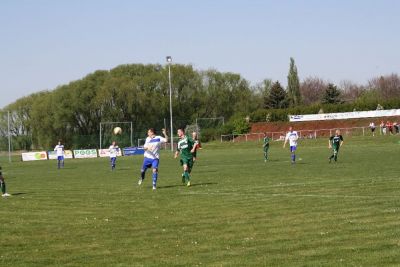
[130,122,133,147]
[99,123,102,149]
[8,111,11,163]
[168,62,174,151]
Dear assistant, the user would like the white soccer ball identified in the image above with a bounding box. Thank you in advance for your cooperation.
[113,127,122,135]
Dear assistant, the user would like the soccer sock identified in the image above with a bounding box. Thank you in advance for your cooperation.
[152,172,158,186]
[0,181,5,194]
[291,154,296,162]
[140,170,146,180]
[57,161,60,169]
[184,171,190,182]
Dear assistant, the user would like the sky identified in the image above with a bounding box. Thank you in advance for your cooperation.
[1,0,399,108]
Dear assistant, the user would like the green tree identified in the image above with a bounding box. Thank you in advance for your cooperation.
[287,57,301,106]
[265,81,288,109]
[322,83,343,104]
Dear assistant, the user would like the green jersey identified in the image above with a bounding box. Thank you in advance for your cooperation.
[263,137,270,147]
[177,135,194,160]
[330,135,343,148]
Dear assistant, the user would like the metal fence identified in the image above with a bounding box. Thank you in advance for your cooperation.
[220,126,396,142]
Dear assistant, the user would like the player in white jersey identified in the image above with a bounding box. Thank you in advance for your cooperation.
[54,141,65,169]
[283,126,299,164]
[109,141,119,171]
[138,128,168,190]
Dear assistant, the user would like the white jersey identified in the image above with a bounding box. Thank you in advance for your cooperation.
[109,145,119,158]
[143,135,167,159]
[54,145,64,156]
[285,131,299,147]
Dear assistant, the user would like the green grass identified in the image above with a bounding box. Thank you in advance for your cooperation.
[1,135,400,266]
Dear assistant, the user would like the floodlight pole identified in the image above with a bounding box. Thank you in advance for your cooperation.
[167,56,174,152]
[8,110,11,163]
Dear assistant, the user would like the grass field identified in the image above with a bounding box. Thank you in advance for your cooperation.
[1,135,400,266]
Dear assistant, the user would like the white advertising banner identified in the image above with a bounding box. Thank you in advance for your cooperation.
[22,151,48,161]
[98,148,123,158]
[73,149,98,159]
[289,109,400,122]
[48,150,74,160]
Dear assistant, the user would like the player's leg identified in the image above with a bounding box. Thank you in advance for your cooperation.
[290,146,296,163]
[57,156,61,169]
[111,157,116,170]
[334,147,339,162]
[138,158,151,185]
[0,175,9,197]
[264,146,269,161]
[61,157,64,168]
[151,159,159,190]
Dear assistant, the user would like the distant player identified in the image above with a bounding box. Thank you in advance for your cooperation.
[369,122,376,136]
[109,141,119,171]
[191,131,202,162]
[262,132,270,162]
[138,128,168,190]
[329,129,344,163]
[283,126,299,164]
[54,140,64,169]
[175,128,195,187]
[0,166,11,197]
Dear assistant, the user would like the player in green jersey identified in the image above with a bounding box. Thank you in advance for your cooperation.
[329,129,344,163]
[262,132,270,162]
[174,128,195,187]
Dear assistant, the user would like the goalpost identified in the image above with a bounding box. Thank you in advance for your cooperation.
[99,121,133,149]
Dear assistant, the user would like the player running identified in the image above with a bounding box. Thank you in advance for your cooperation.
[175,128,195,187]
[138,128,168,190]
[262,132,270,162]
[0,166,11,197]
[109,141,119,171]
[329,129,344,163]
[54,140,65,169]
[283,126,299,164]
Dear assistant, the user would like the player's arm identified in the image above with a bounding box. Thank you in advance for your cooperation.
[340,136,344,147]
[174,150,179,159]
[283,135,288,148]
[161,128,168,140]
[328,139,332,149]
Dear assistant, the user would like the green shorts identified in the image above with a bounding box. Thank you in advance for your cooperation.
[180,158,194,169]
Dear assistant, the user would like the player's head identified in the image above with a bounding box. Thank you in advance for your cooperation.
[58,140,61,145]
[192,131,198,139]
[177,128,185,138]
[263,132,267,137]
[112,141,116,146]
[335,129,340,135]
[288,126,293,132]
[147,128,155,137]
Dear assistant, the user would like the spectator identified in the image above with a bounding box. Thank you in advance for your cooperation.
[369,122,376,136]
[387,121,393,135]
[380,121,387,135]
[394,122,399,134]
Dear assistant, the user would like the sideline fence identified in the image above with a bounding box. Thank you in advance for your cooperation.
[220,126,396,142]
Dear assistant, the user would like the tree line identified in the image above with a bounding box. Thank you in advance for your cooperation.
[1,59,400,149]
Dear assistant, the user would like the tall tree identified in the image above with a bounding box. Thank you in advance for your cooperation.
[300,77,327,105]
[287,57,301,106]
[322,83,343,104]
[265,81,288,109]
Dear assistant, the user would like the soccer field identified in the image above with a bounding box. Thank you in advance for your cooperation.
[1,136,400,266]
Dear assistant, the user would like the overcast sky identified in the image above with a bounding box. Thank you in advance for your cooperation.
[1,0,399,108]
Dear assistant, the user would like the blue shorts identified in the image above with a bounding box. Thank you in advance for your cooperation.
[57,156,64,161]
[290,146,297,152]
[142,157,159,171]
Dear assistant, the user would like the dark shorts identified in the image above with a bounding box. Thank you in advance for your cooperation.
[57,156,64,161]
[180,158,194,170]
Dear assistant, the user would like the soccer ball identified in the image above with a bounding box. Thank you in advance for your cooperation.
[113,127,122,135]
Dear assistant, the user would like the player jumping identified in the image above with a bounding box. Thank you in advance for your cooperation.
[283,126,299,164]
[329,129,344,163]
[138,128,168,190]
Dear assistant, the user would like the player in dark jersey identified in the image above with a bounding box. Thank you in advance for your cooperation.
[262,132,270,162]
[175,128,195,187]
[329,129,344,163]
